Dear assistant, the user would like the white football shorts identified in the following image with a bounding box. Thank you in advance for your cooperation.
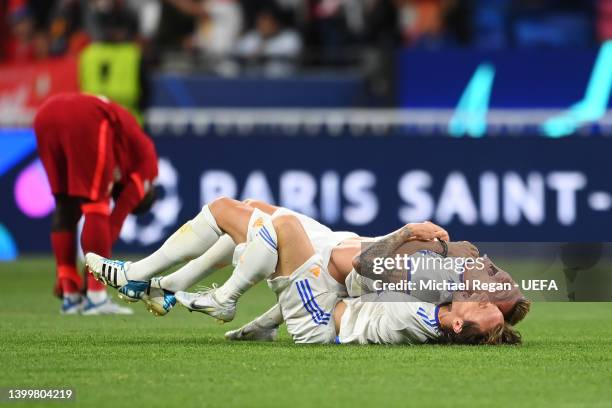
[267,253,344,344]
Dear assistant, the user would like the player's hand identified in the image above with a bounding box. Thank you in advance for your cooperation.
[406,221,449,242]
[446,241,479,258]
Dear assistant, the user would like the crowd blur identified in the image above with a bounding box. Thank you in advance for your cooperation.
[1,0,612,75]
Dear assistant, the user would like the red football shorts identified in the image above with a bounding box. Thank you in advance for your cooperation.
[34,96,115,202]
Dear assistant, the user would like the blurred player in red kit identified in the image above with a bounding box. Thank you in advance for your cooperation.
[34,93,158,315]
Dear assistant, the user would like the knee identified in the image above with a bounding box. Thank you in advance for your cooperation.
[272,214,301,238]
[211,196,235,206]
[208,196,238,214]
[242,198,259,207]
[242,198,269,212]
[242,198,277,215]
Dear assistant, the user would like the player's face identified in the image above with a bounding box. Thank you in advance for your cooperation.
[452,292,504,333]
[490,269,522,315]
[470,257,523,317]
[485,258,523,316]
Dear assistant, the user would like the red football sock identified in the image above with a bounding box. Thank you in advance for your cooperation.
[50,231,82,294]
[81,202,112,292]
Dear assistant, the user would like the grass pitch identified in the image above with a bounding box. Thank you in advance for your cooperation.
[1,257,611,408]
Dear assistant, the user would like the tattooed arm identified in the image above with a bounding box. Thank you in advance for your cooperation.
[352,222,448,279]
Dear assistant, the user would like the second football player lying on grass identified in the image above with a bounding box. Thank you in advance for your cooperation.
[86,198,526,345]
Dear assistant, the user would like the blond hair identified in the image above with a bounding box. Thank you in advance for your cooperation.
[439,321,522,345]
[507,298,531,326]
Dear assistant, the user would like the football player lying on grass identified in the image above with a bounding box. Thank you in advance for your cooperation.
[84,198,529,323]
[225,219,529,343]
[86,198,525,344]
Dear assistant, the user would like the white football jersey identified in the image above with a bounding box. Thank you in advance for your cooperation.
[338,292,441,345]
[408,250,464,304]
[346,250,464,305]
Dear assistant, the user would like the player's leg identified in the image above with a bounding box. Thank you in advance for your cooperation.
[225,206,326,341]
[50,195,83,314]
[126,203,228,280]
[157,234,236,293]
[270,215,319,278]
[79,199,134,314]
[127,234,236,316]
[80,201,110,294]
[35,109,83,312]
[156,199,277,293]
[125,200,276,316]
[87,196,252,285]
[225,303,282,341]
[91,198,275,297]
[60,110,134,315]
[176,214,314,322]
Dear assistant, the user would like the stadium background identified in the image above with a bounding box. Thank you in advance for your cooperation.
[1,2,612,407]
[2,0,612,260]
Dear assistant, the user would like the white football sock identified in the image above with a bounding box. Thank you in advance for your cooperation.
[215,218,278,304]
[128,205,223,281]
[253,303,283,328]
[159,234,236,293]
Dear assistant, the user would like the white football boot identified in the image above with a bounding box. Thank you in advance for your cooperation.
[85,253,130,288]
[225,321,279,342]
[175,288,236,323]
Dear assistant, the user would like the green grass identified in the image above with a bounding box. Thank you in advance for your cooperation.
[1,257,611,408]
